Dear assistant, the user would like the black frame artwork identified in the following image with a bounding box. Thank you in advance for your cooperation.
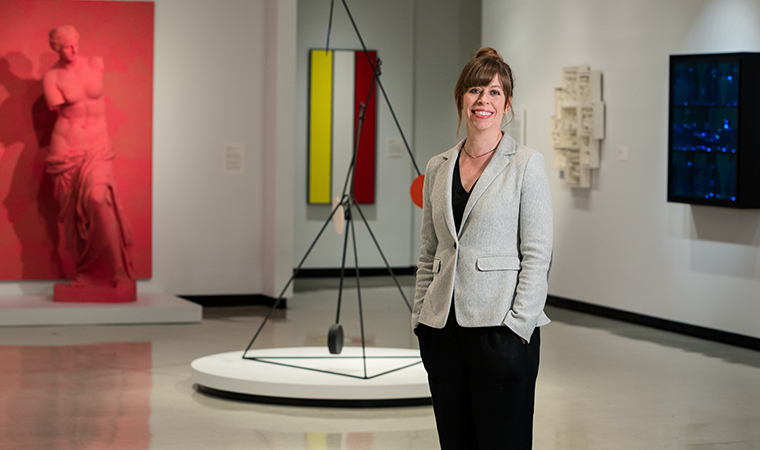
[668,52,760,208]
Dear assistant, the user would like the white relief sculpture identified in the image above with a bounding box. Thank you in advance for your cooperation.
[581,106,595,136]
[562,67,578,103]
[552,65,605,188]
[560,106,579,149]
[578,71,591,103]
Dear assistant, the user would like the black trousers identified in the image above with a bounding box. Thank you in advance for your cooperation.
[416,315,540,450]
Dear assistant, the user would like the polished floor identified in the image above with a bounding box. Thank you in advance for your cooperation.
[1,276,759,449]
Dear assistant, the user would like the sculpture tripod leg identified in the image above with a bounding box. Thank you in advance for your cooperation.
[242,199,345,356]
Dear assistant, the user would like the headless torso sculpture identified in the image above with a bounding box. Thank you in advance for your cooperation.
[42,25,136,302]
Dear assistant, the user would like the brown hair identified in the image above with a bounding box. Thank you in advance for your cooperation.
[454,47,514,137]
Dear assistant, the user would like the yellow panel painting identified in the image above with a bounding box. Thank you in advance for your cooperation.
[309,50,333,204]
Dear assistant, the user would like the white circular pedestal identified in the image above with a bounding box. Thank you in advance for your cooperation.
[191,347,431,407]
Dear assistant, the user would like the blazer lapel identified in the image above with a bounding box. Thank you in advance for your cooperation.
[438,143,462,242]
[459,133,516,237]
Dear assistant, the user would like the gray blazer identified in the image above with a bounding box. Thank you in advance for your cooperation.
[412,133,553,343]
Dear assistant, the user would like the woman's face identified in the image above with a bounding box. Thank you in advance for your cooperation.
[58,35,79,63]
[462,74,509,135]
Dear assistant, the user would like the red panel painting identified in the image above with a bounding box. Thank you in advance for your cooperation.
[353,51,377,204]
[0,0,153,280]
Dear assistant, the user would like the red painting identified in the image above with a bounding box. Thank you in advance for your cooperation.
[0,0,153,280]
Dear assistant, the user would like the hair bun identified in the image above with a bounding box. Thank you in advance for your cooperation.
[475,47,502,61]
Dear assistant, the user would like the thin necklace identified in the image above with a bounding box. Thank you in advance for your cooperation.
[461,134,503,159]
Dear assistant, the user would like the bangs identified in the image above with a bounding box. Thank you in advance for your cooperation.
[461,61,502,90]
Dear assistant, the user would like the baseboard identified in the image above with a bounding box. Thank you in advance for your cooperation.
[180,294,285,309]
[546,295,760,351]
[294,267,417,278]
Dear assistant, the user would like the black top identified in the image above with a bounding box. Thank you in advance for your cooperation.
[452,152,476,233]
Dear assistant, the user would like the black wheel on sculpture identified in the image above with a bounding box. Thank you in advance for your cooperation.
[328,323,344,354]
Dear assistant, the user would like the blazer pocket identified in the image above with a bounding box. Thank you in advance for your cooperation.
[476,255,521,272]
[432,258,442,273]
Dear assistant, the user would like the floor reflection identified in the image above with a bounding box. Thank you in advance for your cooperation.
[0,343,151,450]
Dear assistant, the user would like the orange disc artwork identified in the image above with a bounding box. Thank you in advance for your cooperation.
[410,174,425,209]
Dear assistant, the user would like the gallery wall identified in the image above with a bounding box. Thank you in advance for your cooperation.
[0,0,296,298]
[294,0,417,269]
[482,0,760,339]
[294,0,482,269]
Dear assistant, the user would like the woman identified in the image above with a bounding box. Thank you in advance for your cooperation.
[413,47,553,449]
[42,25,135,298]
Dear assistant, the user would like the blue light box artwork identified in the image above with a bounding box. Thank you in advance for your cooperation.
[668,53,760,208]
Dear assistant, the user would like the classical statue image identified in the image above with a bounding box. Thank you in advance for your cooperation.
[42,25,136,302]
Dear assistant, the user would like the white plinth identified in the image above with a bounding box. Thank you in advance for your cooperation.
[192,347,431,407]
[0,293,202,327]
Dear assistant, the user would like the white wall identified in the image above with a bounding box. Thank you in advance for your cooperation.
[483,0,760,339]
[1,0,296,298]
